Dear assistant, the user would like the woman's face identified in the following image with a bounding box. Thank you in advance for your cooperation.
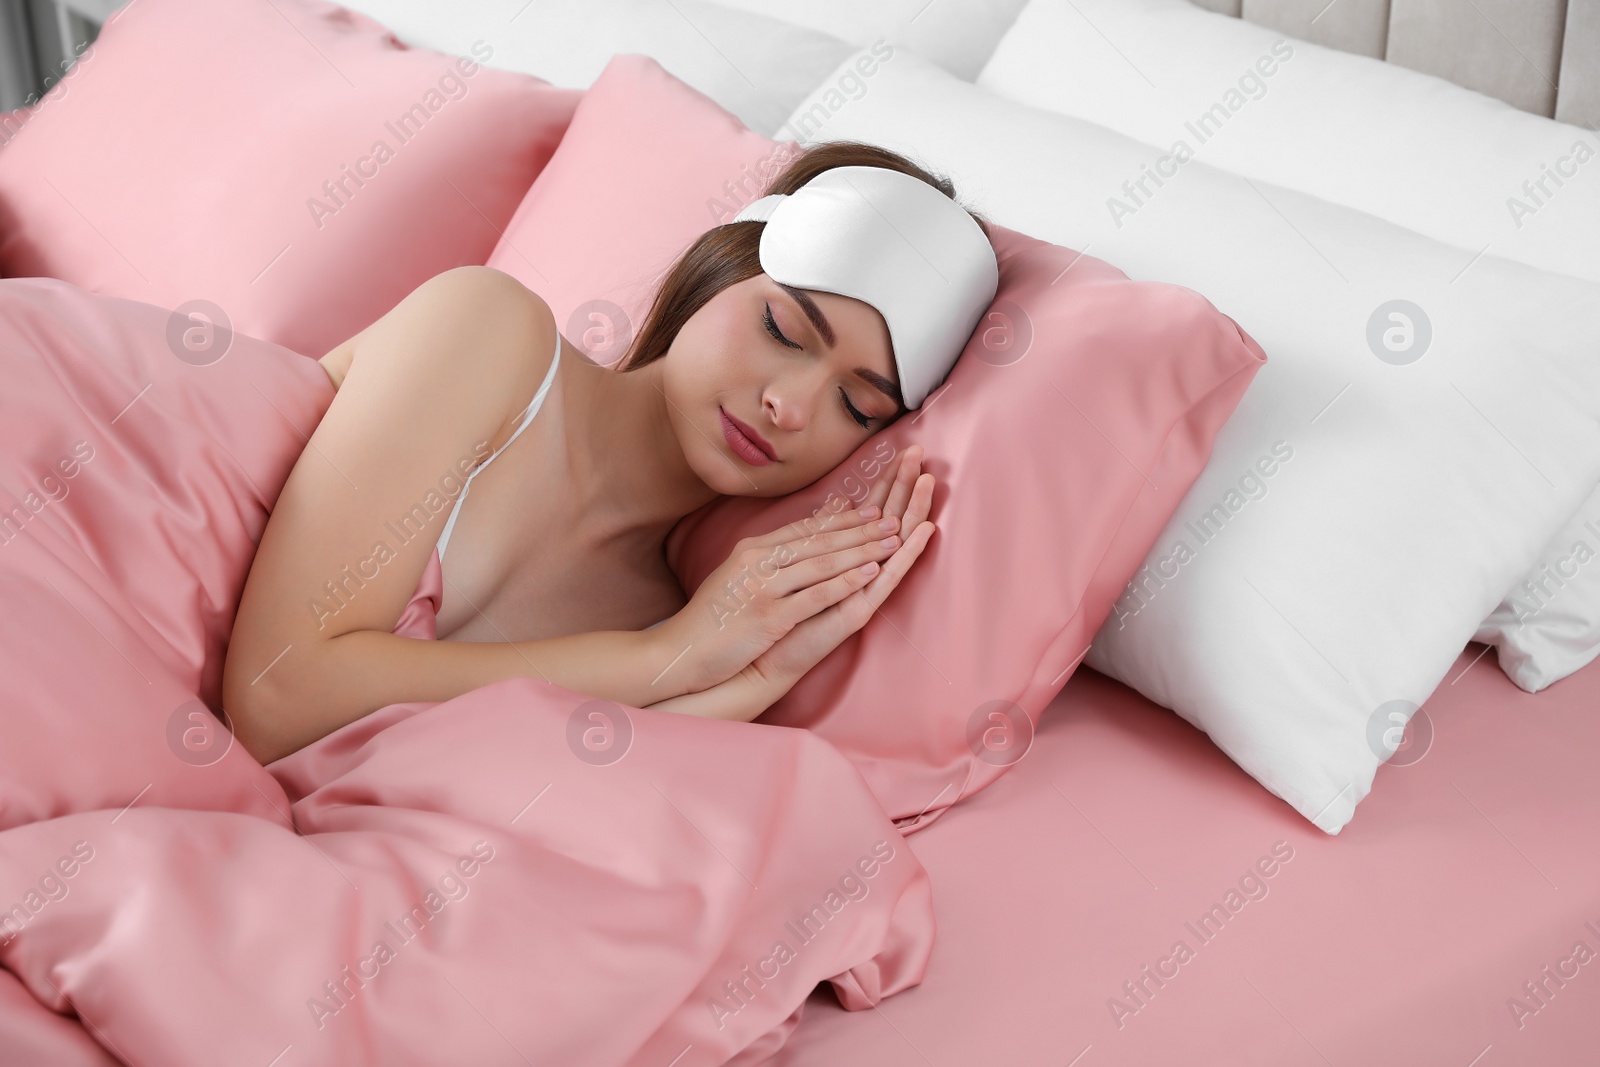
[664,273,904,497]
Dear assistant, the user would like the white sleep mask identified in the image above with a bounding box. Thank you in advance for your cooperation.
[731,165,999,410]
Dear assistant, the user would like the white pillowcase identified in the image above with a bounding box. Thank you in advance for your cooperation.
[708,0,1030,81]
[780,47,1600,834]
[332,0,855,136]
[975,0,1600,699]
[975,0,1600,285]
[1474,497,1600,692]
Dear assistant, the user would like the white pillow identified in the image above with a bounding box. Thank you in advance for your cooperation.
[332,0,855,136]
[708,0,1029,81]
[1474,495,1600,692]
[975,0,1600,285]
[779,47,1600,834]
[976,0,1600,702]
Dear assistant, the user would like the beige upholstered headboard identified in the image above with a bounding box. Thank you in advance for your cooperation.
[8,0,1600,129]
[1191,0,1598,124]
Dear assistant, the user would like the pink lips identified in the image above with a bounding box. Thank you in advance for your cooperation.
[720,407,775,465]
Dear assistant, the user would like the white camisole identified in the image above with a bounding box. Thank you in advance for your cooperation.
[435,332,563,561]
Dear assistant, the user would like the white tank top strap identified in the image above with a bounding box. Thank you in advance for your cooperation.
[436,333,563,561]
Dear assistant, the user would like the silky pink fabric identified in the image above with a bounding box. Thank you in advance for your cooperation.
[0,0,581,357]
[773,648,1600,1065]
[484,54,1267,833]
[0,278,933,1066]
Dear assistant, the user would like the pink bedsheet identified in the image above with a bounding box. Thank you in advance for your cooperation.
[773,647,1600,1065]
[0,278,933,1066]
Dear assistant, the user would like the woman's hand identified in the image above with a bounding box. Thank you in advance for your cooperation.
[653,444,937,705]
[735,449,936,706]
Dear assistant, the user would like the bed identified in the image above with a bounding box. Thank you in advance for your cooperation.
[1,1,1597,1064]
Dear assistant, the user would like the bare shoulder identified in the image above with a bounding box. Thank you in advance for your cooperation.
[318,267,555,391]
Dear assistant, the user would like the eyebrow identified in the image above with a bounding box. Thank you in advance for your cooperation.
[776,282,905,412]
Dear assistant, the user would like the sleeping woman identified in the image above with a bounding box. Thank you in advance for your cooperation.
[221,140,1000,764]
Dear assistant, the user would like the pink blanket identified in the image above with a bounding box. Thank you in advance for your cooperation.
[0,278,933,1066]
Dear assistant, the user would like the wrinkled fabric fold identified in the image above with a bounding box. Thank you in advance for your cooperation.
[0,278,934,1066]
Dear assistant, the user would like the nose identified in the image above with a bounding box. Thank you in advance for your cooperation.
[762,370,824,433]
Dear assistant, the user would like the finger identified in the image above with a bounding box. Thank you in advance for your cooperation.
[858,519,935,609]
[745,502,884,550]
[898,472,935,532]
[778,555,887,627]
[725,509,899,608]
[880,446,924,523]
[863,442,918,514]
[777,508,901,566]
[765,529,902,598]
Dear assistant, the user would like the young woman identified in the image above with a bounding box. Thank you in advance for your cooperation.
[222,141,998,764]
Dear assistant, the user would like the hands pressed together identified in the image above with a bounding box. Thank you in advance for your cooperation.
[646,444,937,723]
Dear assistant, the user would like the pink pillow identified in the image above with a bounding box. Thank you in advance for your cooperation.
[0,0,581,357]
[487,54,1267,829]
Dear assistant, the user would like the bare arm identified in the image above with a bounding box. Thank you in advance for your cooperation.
[641,663,793,723]
[236,627,696,764]
[222,267,700,765]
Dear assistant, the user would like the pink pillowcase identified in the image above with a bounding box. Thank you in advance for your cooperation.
[0,0,580,357]
[486,54,1267,829]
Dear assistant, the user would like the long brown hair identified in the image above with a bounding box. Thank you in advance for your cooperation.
[618,140,993,416]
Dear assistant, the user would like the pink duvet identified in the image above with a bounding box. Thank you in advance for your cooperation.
[0,278,934,1066]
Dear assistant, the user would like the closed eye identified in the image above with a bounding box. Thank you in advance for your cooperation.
[763,302,875,429]
[762,302,800,349]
